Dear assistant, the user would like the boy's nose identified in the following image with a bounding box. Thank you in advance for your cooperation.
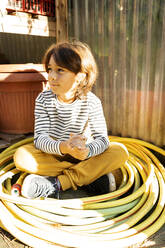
[50,71,57,80]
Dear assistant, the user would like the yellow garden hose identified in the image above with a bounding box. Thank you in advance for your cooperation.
[0,136,164,248]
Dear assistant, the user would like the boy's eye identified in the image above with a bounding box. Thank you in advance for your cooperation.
[57,68,64,73]
[47,67,52,72]
[47,67,65,73]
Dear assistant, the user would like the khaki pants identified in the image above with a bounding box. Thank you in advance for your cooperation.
[14,142,129,190]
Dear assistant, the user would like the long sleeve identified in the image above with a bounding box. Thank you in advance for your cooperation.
[34,93,62,155]
[86,97,109,157]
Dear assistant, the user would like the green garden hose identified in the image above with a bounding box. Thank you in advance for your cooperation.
[0,136,164,248]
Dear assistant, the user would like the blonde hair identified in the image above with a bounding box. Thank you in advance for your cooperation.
[43,40,98,98]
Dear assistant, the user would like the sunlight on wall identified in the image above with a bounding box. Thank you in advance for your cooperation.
[68,0,165,147]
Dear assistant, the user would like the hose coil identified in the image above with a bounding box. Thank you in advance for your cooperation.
[0,136,164,248]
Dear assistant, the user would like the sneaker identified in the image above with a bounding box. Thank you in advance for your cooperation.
[107,172,116,192]
[82,173,116,196]
[21,174,60,199]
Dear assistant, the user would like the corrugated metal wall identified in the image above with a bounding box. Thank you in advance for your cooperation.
[0,33,56,64]
[68,0,165,147]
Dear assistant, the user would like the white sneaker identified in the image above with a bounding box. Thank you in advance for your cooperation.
[107,173,116,192]
[21,174,60,199]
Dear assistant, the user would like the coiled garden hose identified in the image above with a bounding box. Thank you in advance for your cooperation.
[0,136,164,248]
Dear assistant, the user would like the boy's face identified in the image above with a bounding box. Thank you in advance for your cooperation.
[48,56,79,102]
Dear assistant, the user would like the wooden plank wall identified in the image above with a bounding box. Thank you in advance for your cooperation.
[56,0,68,42]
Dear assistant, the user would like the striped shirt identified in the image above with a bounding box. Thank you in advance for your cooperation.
[34,90,109,157]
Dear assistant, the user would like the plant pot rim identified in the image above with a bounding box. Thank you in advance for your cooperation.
[0,64,48,83]
[0,63,45,73]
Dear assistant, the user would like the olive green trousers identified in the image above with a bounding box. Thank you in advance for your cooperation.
[14,142,129,190]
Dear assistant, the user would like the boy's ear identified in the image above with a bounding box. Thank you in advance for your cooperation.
[76,72,86,82]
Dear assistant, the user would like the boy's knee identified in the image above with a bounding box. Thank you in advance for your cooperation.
[116,143,129,161]
[14,145,38,173]
[107,142,129,163]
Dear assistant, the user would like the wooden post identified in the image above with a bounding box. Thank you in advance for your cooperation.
[55,0,68,42]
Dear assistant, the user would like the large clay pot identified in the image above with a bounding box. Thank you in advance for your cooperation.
[0,64,47,134]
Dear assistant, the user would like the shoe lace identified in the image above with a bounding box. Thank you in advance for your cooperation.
[35,182,58,198]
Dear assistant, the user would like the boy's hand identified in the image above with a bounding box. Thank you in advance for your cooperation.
[69,133,86,149]
[60,133,89,160]
[69,145,89,160]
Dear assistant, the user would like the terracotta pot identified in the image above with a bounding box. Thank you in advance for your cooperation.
[0,64,47,134]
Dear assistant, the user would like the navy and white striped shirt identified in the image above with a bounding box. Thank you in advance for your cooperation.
[34,90,109,158]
